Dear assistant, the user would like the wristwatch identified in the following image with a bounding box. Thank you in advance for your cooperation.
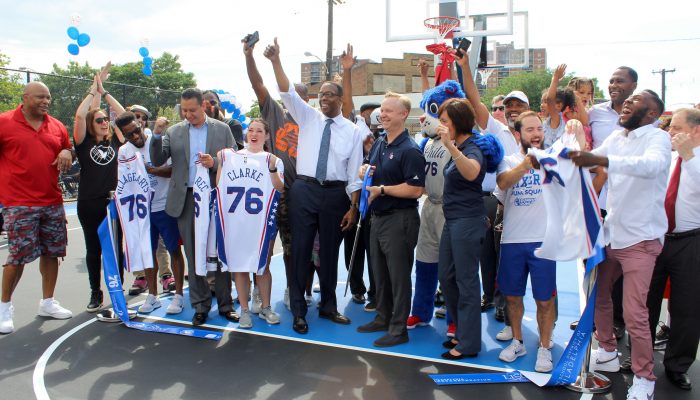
[269,167,278,173]
[351,203,359,210]
[380,185,385,196]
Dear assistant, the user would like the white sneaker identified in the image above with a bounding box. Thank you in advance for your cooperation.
[38,298,73,319]
[239,309,253,329]
[166,294,184,314]
[259,306,280,324]
[496,325,513,341]
[251,287,262,314]
[535,347,553,372]
[284,287,290,311]
[589,348,620,372]
[499,339,527,362]
[312,283,320,293]
[627,375,655,400]
[138,294,161,313]
[0,302,14,334]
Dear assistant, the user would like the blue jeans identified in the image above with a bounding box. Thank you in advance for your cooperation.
[438,215,487,354]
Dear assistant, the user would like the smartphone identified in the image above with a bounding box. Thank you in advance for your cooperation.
[456,38,471,58]
[244,31,259,48]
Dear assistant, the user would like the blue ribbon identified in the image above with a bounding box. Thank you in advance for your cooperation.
[359,168,374,220]
[98,200,222,340]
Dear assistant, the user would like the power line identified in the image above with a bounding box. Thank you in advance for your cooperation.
[652,68,676,104]
[545,36,700,47]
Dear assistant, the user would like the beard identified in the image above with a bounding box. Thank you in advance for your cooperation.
[620,107,647,130]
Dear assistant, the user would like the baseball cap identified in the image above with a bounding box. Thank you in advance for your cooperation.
[360,102,381,113]
[129,105,152,119]
[503,91,529,106]
[370,108,382,128]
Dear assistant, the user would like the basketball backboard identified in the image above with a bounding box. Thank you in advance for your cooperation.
[386,0,514,41]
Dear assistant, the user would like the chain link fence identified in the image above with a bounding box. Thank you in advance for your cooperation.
[1,67,182,133]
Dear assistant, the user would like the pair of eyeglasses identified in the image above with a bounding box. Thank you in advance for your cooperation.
[318,92,338,99]
[123,125,142,138]
[207,100,218,106]
[491,106,505,112]
[95,117,110,124]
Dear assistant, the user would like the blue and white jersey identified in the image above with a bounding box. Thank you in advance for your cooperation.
[193,160,218,276]
[115,142,153,272]
[216,149,282,274]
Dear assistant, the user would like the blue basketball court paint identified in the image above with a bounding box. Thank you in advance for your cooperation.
[137,247,583,375]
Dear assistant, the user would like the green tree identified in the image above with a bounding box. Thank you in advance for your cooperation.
[246,99,260,119]
[0,53,27,113]
[482,69,604,112]
[37,53,196,131]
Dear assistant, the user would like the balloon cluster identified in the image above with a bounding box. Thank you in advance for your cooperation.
[66,15,90,56]
[139,46,153,76]
[214,90,250,129]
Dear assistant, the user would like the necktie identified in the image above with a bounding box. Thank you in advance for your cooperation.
[315,118,333,182]
[664,157,682,233]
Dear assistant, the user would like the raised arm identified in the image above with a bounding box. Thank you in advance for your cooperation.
[454,50,490,129]
[263,37,290,93]
[73,75,99,145]
[419,58,430,93]
[243,38,271,105]
[339,43,355,119]
[546,64,566,129]
[150,117,171,167]
[497,155,536,190]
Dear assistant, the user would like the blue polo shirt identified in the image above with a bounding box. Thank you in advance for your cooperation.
[366,130,425,212]
[442,135,486,220]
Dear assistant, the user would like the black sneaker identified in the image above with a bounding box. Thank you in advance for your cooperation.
[364,300,377,312]
[654,322,670,350]
[434,289,445,307]
[86,290,103,313]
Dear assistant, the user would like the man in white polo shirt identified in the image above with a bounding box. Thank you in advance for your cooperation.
[571,89,670,400]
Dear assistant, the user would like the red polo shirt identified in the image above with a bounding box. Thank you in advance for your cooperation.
[0,105,71,206]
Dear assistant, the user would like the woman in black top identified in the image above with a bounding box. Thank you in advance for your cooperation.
[74,70,125,312]
[436,98,488,360]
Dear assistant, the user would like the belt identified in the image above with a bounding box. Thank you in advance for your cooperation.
[371,207,416,217]
[666,227,700,240]
[297,175,346,187]
[482,191,493,197]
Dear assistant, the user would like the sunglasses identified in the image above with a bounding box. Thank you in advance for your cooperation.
[491,106,505,112]
[123,125,142,138]
[135,114,148,121]
[95,117,110,124]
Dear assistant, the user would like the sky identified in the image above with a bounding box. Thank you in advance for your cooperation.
[1,0,698,112]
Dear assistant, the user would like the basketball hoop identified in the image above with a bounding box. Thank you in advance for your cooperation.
[424,16,460,40]
[477,68,496,87]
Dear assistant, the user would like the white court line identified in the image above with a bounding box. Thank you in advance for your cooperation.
[33,318,98,400]
[579,393,593,400]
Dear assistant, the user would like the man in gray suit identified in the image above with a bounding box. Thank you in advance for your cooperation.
[150,88,238,326]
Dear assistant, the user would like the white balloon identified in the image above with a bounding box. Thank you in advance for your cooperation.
[69,14,81,26]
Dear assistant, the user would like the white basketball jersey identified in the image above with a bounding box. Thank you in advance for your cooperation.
[193,161,219,276]
[423,139,450,202]
[115,143,153,272]
[216,149,281,274]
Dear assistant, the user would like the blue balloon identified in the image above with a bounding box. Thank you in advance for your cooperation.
[237,114,246,122]
[241,123,248,129]
[232,108,240,118]
[77,33,90,47]
[226,104,235,113]
[67,43,80,55]
[142,66,153,76]
[67,26,80,40]
[142,56,153,66]
[139,47,149,57]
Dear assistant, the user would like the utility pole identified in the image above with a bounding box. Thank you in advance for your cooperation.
[652,68,676,104]
[326,0,344,81]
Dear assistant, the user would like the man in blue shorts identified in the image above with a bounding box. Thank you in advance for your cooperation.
[494,111,556,372]
[115,112,186,314]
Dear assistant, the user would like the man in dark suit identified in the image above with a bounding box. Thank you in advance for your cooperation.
[150,88,238,326]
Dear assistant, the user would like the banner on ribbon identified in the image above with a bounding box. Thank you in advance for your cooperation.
[98,200,222,341]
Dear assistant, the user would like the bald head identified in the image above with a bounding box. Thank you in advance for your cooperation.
[22,81,51,119]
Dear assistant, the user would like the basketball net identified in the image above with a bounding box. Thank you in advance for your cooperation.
[477,68,495,87]
[424,16,460,85]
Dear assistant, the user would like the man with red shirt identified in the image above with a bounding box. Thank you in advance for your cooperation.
[0,82,74,334]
